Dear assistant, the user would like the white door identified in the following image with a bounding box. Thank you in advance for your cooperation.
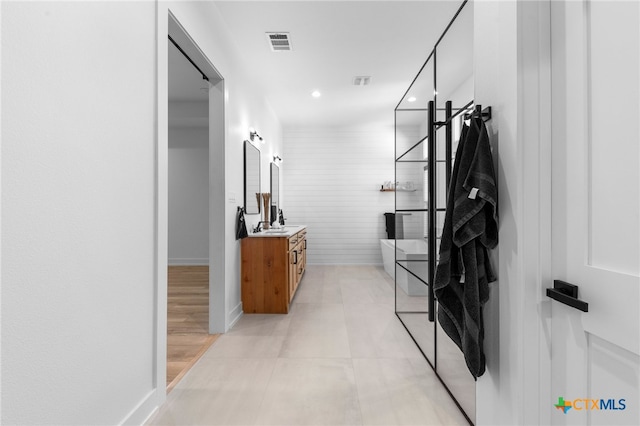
[550,1,640,425]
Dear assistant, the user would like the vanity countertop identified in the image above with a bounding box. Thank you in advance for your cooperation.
[248,225,307,238]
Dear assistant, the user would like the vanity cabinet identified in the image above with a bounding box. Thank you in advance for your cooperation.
[241,227,307,313]
[288,228,306,301]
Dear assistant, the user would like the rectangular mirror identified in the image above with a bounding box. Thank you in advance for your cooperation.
[244,140,261,214]
[270,163,279,224]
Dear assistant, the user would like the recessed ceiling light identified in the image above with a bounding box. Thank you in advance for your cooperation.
[407,96,417,103]
[311,90,321,98]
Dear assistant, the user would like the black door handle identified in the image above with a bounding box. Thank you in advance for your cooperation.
[546,280,589,312]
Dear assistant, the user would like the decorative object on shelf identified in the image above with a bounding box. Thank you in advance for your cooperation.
[381,181,416,192]
[261,193,271,229]
[381,181,395,191]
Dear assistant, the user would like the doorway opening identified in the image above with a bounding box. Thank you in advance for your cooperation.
[165,12,226,391]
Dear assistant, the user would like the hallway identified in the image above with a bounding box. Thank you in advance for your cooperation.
[148,265,468,425]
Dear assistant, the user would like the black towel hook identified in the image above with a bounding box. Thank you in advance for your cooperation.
[464,105,492,122]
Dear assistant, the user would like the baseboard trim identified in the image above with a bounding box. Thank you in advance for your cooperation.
[120,388,160,425]
[168,258,209,266]
[228,302,243,330]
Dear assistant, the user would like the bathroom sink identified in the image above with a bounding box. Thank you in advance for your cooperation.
[263,229,288,234]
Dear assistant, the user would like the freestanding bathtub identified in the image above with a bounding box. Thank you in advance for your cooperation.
[380,239,429,296]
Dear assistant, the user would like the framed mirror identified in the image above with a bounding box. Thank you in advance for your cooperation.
[244,140,261,214]
[270,163,279,224]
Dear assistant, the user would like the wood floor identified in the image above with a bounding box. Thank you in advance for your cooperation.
[167,265,219,392]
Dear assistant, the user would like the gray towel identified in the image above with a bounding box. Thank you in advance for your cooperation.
[433,117,497,378]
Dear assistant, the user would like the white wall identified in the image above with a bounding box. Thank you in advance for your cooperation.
[2,1,284,423]
[395,125,427,240]
[474,1,551,425]
[2,2,157,424]
[283,126,394,264]
[168,126,209,265]
[473,1,518,424]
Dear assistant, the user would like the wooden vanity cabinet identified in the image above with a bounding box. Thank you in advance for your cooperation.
[241,228,307,314]
[288,228,307,302]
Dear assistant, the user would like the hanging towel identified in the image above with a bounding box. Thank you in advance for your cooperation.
[235,207,248,240]
[433,117,497,378]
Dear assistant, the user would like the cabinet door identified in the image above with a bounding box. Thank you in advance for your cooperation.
[294,240,304,290]
[289,249,297,302]
[302,237,307,272]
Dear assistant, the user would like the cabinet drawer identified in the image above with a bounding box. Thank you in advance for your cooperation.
[288,235,298,249]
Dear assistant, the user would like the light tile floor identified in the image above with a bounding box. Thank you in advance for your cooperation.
[148,265,469,426]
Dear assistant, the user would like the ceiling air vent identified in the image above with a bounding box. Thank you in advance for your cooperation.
[353,76,372,86]
[266,32,292,52]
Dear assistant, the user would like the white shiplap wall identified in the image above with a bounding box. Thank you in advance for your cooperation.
[395,125,425,239]
[283,127,395,264]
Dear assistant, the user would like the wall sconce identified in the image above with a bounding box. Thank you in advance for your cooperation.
[273,155,282,162]
[249,127,264,144]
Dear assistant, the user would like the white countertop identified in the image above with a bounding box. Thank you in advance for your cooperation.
[248,225,307,238]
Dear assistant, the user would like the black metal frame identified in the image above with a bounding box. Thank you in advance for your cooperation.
[391,1,498,425]
[395,99,491,426]
[168,35,210,82]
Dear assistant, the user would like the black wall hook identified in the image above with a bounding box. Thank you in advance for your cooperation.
[464,105,492,122]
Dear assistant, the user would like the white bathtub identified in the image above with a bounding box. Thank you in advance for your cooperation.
[380,239,429,296]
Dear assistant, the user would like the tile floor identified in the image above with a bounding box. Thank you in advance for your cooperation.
[148,265,469,426]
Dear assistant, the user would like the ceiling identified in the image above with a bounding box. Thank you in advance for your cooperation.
[169,1,467,128]
[168,39,209,102]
